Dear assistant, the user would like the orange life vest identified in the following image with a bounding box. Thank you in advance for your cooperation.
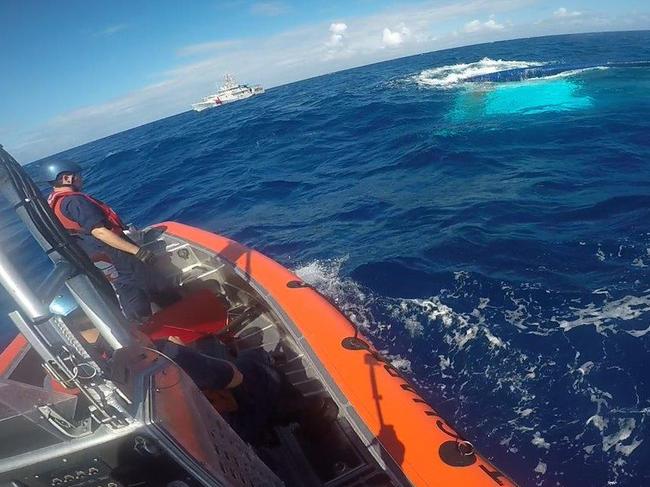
[47,191,126,237]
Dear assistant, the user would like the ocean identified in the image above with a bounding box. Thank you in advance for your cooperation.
[2,30,650,486]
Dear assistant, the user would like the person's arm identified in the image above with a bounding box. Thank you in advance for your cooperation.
[91,227,139,255]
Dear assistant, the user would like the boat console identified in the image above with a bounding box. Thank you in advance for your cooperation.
[0,358,280,487]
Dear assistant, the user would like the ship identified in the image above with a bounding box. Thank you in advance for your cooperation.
[191,75,264,112]
[0,145,518,487]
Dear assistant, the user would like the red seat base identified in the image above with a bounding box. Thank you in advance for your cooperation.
[141,289,228,344]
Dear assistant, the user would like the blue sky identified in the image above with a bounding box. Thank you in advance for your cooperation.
[2,0,648,162]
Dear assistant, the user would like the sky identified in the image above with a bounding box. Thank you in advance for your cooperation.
[1,0,649,163]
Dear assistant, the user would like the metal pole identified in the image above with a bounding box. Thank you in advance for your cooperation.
[0,246,49,321]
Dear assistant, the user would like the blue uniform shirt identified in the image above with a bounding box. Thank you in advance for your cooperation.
[59,194,107,234]
[58,195,138,283]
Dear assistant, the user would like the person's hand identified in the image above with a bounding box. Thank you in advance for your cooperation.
[135,247,155,264]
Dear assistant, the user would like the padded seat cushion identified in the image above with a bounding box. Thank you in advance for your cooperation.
[142,289,228,343]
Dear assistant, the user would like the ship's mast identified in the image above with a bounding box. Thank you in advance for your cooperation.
[222,73,236,89]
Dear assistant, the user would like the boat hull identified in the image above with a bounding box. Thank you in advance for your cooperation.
[157,221,516,487]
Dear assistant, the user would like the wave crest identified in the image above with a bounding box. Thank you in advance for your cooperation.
[414,57,545,87]
[414,59,650,88]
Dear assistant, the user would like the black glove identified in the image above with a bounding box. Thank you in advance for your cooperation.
[135,247,155,264]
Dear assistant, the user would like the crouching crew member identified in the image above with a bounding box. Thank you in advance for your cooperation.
[41,159,179,321]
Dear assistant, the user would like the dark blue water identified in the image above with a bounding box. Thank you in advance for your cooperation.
[2,31,650,486]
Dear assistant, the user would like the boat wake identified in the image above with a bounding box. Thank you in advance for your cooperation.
[414,58,650,87]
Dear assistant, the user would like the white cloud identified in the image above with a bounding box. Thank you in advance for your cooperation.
[464,16,504,33]
[330,22,348,35]
[484,18,505,30]
[382,24,411,47]
[250,2,288,16]
[553,7,582,18]
[328,33,343,46]
[95,23,128,37]
[327,22,348,47]
[483,19,504,30]
[464,19,482,32]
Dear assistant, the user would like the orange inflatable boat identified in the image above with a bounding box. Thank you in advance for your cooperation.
[0,219,518,486]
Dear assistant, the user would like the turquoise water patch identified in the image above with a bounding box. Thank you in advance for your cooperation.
[485,79,593,115]
[449,79,593,121]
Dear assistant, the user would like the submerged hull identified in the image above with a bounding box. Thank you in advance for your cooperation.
[0,222,516,486]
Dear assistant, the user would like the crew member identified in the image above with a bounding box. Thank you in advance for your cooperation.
[41,159,179,321]
[157,338,338,445]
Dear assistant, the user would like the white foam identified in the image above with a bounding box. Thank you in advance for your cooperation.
[615,438,643,456]
[518,408,534,417]
[387,355,412,373]
[504,300,530,330]
[294,258,506,351]
[603,419,636,452]
[534,461,547,475]
[626,323,650,337]
[295,257,349,292]
[555,294,650,334]
[483,328,505,349]
[403,314,425,336]
[294,257,374,330]
[587,414,608,432]
[438,355,451,370]
[410,297,456,327]
[578,361,595,376]
[403,295,509,350]
[532,431,551,449]
[414,57,545,87]
[539,66,609,81]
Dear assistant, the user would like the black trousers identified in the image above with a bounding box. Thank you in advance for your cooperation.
[159,343,284,445]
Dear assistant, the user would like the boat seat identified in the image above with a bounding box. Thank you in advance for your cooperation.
[141,289,229,344]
